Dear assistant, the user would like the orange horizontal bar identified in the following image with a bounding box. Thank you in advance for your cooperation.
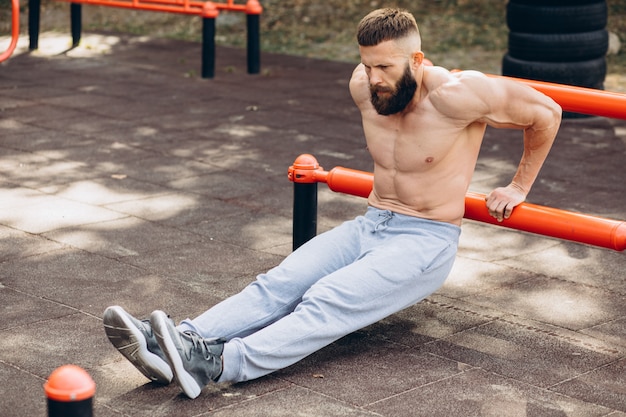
[58,0,247,13]
[289,156,625,251]
[492,74,626,120]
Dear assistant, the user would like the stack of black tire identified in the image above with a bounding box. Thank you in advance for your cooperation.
[502,0,609,118]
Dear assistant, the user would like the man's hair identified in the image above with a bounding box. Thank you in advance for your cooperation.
[356,8,420,47]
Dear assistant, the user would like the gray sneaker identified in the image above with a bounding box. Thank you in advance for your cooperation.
[103,306,173,384]
[150,310,225,399]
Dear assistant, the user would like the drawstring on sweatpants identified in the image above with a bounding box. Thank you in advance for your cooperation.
[373,210,393,232]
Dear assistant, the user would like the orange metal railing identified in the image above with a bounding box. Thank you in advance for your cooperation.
[289,77,626,251]
[0,0,20,63]
[289,155,626,251]
[494,75,626,120]
[53,0,259,15]
[27,0,262,77]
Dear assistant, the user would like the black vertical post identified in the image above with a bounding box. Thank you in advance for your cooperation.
[28,0,41,50]
[246,13,260,74]
[201,14,217,78]
[245,0,262,75]
[289,154,321,251]
[292,182,317,251]
[70,3,82,48]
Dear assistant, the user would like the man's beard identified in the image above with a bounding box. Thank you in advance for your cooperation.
[370,64,418,116]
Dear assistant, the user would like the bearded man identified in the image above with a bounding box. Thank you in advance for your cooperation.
[103,8,561,399]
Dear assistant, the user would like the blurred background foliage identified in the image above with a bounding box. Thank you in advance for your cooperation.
[1,0,625,78]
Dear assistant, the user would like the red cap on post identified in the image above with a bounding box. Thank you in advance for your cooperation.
[288,154,323,184]
[202,2,219,18]
[245,0,263,15]
[44,365,96,402]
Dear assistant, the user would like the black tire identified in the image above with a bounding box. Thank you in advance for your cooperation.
[508,30,609,62]
[507,2,608,34]
[510,0,604,5]
[502,54,606,87]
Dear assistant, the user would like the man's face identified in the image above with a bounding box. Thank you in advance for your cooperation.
[359,41,419,116]
[369,62,417,115]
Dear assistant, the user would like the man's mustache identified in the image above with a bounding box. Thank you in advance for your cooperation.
[371,86,393,94]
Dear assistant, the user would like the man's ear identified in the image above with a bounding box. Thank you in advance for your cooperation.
[412,51,425,69]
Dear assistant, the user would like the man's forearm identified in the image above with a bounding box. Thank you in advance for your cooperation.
[511,126,559,195]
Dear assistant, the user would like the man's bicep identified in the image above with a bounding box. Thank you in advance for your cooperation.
[479,78,559,130]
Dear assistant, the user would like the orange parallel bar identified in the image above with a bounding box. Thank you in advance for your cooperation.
[0,0,20,63]
[490,74,626,120]
[289,156,626,251]
[56,0,248,13]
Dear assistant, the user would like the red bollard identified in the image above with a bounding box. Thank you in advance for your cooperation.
[44,365,95,417]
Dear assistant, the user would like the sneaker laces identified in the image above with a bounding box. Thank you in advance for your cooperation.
[139,319,152,336]
[182,332,226,381]
[183,331,225,361]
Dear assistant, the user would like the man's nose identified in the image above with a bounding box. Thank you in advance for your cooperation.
[368,69,383,85]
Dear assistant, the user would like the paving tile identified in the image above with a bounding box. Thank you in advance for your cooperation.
[440,255,537,299]
[0,248,148,313]
[39,176,172,206]
[365,368,615,417]
[0,194,127,234]
[581,317,626,350]
[550,357,626,413]
[499,242,626,293]
[276,331,463,407]
[205,385,376,417]
[179,211,293,252]
[0,362,48,417]
[43,216,203,259]
[0,284,75,329]
[120,239,283,299]
[0,312,110,377]
[359,294,504,348]
[422,316,622,389]
[0,225,66,262]
[456,220,561,262]
[463,274,626,331]
[94,369,292,417]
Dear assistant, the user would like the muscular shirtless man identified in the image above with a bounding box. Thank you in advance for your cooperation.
[103,8,561,399]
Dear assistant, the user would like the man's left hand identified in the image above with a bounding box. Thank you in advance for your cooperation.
[485,184,526,222]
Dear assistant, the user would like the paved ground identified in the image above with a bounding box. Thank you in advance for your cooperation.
[1,32,625,416]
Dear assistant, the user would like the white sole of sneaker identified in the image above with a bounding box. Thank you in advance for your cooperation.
[103,306,173,384]
[151,310,202,399]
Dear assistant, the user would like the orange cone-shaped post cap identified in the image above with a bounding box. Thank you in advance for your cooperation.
[44,365,96,402]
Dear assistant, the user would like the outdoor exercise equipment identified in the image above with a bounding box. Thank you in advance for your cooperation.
[27,0,262,78]
[289,155,626,252]
[0,0,20,63]
[492,74,626,120]
[289,75,626,250]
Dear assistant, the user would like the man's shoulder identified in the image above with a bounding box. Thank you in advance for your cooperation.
[426,68,489,95]
[425,69,493,121]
